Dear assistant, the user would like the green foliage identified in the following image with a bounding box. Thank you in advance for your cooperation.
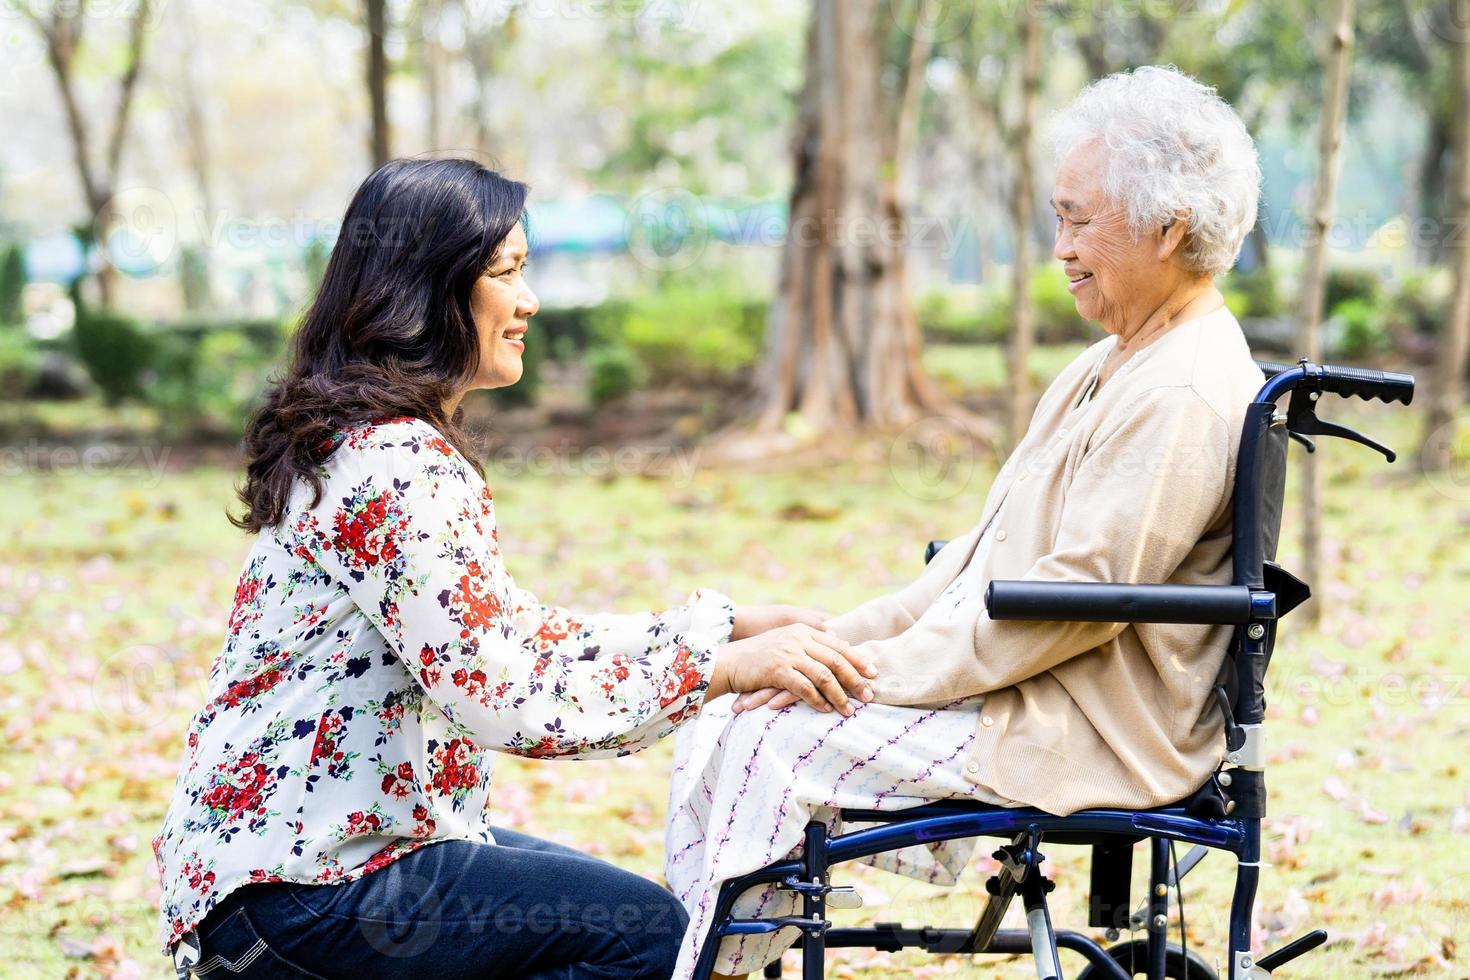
[0,243,25,325]
[916,287,1000,343]
[1324,266,1384,314]
[142,318,289,437]
[595,26,801,196]
[530,304,602,358]
[1386,267,1450,337]
[1222,265,1285,318]
[1329,296,1389,358]
[590,285,766,386]
[71,308,159,405]
[0,329,41,398]
[920,267,1092,346]
[586,344,645,406]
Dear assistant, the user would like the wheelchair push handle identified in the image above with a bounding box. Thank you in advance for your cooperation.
[1255,358,1415,406]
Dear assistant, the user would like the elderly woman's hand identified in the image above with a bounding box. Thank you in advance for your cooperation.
[731,604,833,641]
[707,624,876,717]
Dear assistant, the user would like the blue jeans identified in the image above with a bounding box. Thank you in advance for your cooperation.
[182,828,689,979]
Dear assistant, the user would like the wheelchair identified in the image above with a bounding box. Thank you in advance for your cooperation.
[692,357,1416,980]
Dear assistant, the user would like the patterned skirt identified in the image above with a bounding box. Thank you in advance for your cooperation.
[665,693,1016,978]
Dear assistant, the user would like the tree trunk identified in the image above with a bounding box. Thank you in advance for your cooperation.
[1417,109,1451,266]
[366,0,391,167]
[173,0,214,311]
[420,0,444,153]
[1421,17,1470,472]
[1295,0,1356,625]
[754,0,952,434]
[27,0,151,310]
[1005,0,1042,448]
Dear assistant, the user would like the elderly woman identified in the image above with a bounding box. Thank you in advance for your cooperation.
[665,65,1269,978]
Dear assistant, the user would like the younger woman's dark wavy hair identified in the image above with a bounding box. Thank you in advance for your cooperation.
[232,158,528,532]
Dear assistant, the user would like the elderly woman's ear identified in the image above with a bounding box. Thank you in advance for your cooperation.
[1156,212,1192,264]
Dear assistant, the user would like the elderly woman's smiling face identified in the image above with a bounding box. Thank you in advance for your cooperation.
[1051,140,1192,336]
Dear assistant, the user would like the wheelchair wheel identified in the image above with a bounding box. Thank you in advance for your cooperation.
[1075,940,1218,979]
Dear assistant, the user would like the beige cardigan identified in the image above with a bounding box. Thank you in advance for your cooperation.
[826,307,1266,815]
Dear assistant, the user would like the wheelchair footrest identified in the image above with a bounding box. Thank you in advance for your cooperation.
[1256,929,1328,972]
[775,875,863,909]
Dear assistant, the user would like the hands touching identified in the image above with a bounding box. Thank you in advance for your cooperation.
[706,606,875,717]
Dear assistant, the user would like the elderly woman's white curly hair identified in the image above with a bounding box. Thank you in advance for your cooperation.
[1049,65,1262,278]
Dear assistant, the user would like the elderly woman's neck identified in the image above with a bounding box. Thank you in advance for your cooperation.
[1110,278,1222,355]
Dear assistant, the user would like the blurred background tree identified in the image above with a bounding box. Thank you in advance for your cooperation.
[0,0,1463,460]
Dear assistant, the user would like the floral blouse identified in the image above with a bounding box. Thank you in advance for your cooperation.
[151,417,735,955]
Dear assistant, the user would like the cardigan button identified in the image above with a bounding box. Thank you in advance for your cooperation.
[981,715,995,727]
[966,761,980,774]
[994,530,1007,542]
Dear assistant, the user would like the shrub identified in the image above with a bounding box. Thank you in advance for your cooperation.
[72,308,158,405]
[0,329,40,398]
[1329,296,1389,358]
[1029,267,1091,344]
[531,304,607,358]
[923,267,1091,346]
[590,285,765,384]
[917,287,1002,344]
[1324,266,1383,313]
[586,344,644,406]
[1222,265,1284,318]
[0,243,24,325]
[143,318,289,437]
[1388,268,1450,338]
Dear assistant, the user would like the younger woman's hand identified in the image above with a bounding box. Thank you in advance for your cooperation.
[707,624,876,716]
[730,604,833,641]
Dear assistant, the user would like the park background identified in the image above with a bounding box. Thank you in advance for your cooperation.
[2,0,1469,976]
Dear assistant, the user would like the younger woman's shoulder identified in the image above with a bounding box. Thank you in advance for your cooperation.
[324,416,474,480]
[330,417,461,458]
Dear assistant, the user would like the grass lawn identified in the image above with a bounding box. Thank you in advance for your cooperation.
[0,398,1466,978]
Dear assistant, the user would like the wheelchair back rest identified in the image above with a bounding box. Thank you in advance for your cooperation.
[1219,360,1414,728]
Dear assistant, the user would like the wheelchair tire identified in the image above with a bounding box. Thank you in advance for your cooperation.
[1075,940,1218,979]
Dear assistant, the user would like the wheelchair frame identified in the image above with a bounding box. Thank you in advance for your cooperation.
[691,358,1415,980]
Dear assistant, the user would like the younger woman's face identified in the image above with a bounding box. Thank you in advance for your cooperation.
[469,222,539,390]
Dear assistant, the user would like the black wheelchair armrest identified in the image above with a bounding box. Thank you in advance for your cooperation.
[985,580,1265,625]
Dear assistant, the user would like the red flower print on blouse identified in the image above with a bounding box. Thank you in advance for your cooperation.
[439,566,504,636]
[331,489,405,575]
[380,761,416,799]
[428,737,483,809]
